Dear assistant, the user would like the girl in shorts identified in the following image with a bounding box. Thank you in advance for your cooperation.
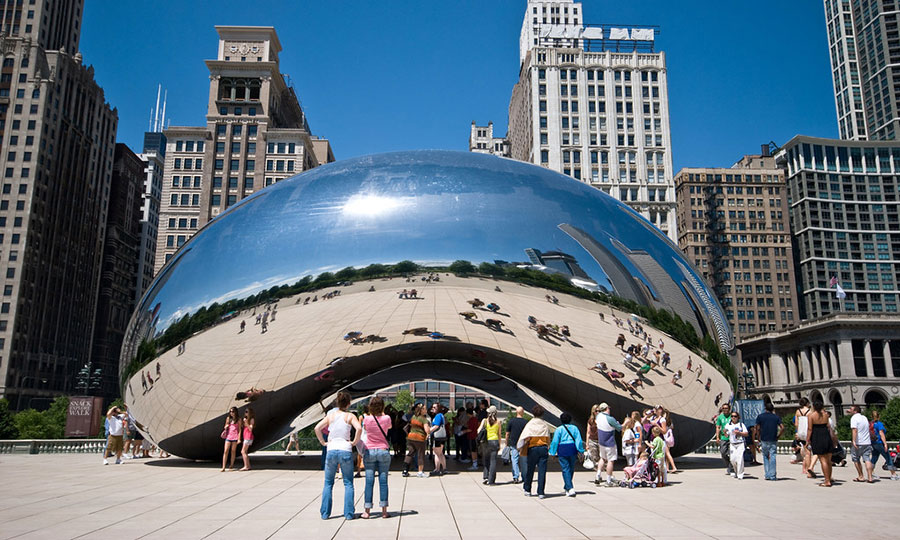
[222,407,242,471]
[239,407,255,471]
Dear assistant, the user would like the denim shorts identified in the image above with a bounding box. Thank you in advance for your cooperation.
[851,444,872,463]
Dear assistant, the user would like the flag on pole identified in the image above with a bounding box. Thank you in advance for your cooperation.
[829,276,838,287]
[835,284,847,299]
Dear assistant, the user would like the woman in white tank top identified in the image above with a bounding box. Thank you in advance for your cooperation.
[315,392,361,520]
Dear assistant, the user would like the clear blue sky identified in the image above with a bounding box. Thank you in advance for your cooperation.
[82,0,835,171]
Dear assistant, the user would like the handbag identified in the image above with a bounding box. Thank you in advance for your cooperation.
[220,429,227,440]
[433,416,447,439]
[561,425,585,462]
[664,428,675,448]
[500,444,512,464]
[582,457,595,470]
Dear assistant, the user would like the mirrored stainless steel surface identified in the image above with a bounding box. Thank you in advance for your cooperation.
[122,151,733,460]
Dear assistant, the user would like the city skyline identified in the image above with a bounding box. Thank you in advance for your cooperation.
[82,1,836,169]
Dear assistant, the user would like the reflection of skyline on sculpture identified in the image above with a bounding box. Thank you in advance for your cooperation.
[132,151,731,350]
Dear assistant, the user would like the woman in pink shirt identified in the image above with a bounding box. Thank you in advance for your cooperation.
[361,396,392,519]
[221,406,242,471]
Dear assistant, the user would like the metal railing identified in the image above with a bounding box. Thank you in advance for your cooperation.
[700,439,898,455]
[0,439,108,454]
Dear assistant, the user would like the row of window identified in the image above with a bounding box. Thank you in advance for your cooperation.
[215,124,259,137]
[172,158,202,170]
[169,194,200,207]
[174,140,205,152]
[168,218,198,229]
[538,68,660,83]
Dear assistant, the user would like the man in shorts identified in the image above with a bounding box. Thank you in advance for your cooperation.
[594,403,622,487]
[849,405,874,483]
[103,407,126,465]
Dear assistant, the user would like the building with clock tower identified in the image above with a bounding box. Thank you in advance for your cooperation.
[156,26,334,272]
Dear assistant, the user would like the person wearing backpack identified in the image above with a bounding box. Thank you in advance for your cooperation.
[870,410,899,481]
[549,412,585,497]
[725,410,750,480]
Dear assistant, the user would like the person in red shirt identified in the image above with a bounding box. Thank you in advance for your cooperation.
[467,407,479,469]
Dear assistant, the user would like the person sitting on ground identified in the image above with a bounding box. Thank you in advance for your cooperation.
[468,298,484,308]
[624,378,644,392]
[615,334,626,349]
[236,387,265,402]
[527,315,537,327]
[591,361,608,373]
[486,302,500,312]
[402,327,429,335]
[639,362,652,377]
[672,370,682,385]
[460,311,477,320]
[608,369,625,380]
[485,318,504,330]
[399,289,408,299]
[409,289,418,298]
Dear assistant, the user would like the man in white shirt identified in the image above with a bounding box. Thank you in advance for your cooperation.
[849,405,874,483]
[103,407,126,465]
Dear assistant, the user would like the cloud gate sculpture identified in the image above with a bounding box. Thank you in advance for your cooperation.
[122,151,734,460]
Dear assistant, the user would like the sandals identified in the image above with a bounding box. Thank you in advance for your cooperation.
[817,482,832,487]
[361,511,370,519]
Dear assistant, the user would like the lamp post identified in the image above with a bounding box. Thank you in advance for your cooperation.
[75,362,102,395]
[15,376,48,411]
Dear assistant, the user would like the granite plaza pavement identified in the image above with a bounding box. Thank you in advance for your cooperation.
[0,451,898,539]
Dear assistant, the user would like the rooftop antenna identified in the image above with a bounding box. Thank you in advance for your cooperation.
[153,84,161,132]
[160,89,167,133]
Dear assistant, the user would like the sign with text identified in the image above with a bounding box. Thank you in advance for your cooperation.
[735,399,765,428]
[64,396,104,438]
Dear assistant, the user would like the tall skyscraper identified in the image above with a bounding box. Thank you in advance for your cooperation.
[777,136,900,318]
[155,27,334,271]
[90,144,143,400]
[506,1,676,240]
[0,2,118,408]
[674,149,799,341]
[823,0,868,140]
[136,130,165,301]
[824,0,900,140]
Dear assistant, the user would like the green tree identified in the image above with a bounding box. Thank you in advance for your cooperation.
[335,266,357,280]
[835,414,852,441]
[779,413,796,441]
[477,262,505,276]
[391,389,415,413]
[392,260,418,274]
[448,260,475,275]
[314,271,335,284]
[13,409,49,438]
[360,263,387,277]
[0,398,18,439]
[43,396,69,439]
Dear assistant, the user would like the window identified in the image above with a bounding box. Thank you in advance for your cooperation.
[247,142,256,154]
[231,142,241,153]
[245,159,255,171]
[230,159,239,171]
[244,177,254,189]
[215,159,224,170]
[232,125,242,136]
[227,195,237,207]
[172,176,180,188]
[216,142,225,153]
[213,177,222,188]
[170,194,178,205]
[211,194,221,206]
[216,125,226,137]
[247,125,257,136]
[228,177,238,188]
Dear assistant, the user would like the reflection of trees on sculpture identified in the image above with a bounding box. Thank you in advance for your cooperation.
[125,258,735,389]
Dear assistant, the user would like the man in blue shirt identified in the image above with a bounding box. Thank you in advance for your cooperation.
[754,402,783,480]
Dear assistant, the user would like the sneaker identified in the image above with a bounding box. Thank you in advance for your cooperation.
[606,479,615,487]
[402,470,409,477]
[524,490,531,497]
[416,472,425,478]
[467,464,479,471]
[284,451,290,455]
[103,459,109,465]
[115,459,122,465]
[730,472,736,477]
[592,478,601,486]
[566,489,576,497]
[460,458,470,463]
[538,494,546,499]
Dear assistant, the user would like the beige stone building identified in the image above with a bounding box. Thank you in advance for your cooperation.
[468,121,509,157]
[155,27,334,271]
[0,1,119,407]
[506,1,676,240]
[674,149,799,342]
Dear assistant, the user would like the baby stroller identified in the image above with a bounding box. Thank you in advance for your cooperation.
[620,458,660,488]
[831,442,847,467]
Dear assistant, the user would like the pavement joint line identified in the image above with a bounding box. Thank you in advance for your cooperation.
[468,472,527,539]
[265,472,322,540]
[130,470,276,540]
[438,472,466,540]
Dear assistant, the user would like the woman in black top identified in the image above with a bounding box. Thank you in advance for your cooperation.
[806,399,837,487]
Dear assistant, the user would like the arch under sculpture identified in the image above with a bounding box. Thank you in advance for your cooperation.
[121,151,734,460]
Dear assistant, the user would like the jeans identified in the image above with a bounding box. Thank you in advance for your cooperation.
[558,454,577,491]
[524,446,548,495]
[760,441,777,480]
[511,449,522,480]
[320,433,328,471]
[719,440,732,473]
[871,443,897,471]
[321,449,354,520]
[483,440,500,483]
[363,448,390,509]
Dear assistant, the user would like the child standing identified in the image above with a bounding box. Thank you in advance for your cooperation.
[650,426,667,487]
